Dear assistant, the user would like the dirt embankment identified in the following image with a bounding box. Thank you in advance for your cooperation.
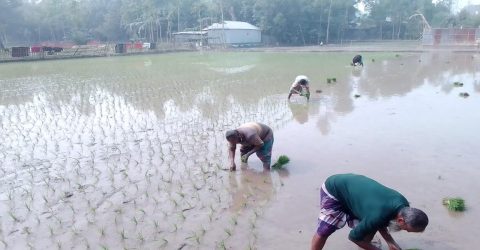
[1,42,479,64]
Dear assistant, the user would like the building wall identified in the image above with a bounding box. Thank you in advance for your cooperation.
[208,29,261,45]
[422,28,480,46]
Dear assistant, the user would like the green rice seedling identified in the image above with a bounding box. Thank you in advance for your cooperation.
[71,227,81,237]
[459,92,470,98]
[200,228,206,236]
[208,213,213,222]
[326,78,332,84]
[179,212,186,221]
[250,220,256,229]
[42,195,49,204]
[272,155,290,169]
[224,228,232,237]
[219,240,227,250]
[0,239,7,248]
[453,82,464,87]
[54,216,63,226]
[332,78,337,82]
[25,202,32,213]
[443,197,465,211]
[8,211,20,223]
[354,94,361,98]
[159,238,168,248]
[194,234,201,245]
[231,217,238,226]
[138,233,145,244]
[120,229,127,240]
[132,216,138,226]
[23,226,32,235]
[87,217,95,225]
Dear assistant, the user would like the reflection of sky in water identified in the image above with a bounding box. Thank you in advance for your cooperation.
[209,64,256,74]
[1,52,479,249]
[286,53,479,138]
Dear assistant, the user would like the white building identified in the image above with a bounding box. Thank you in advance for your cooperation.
[203,21,261,46]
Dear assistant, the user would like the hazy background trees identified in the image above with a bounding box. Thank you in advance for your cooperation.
[0,0,478,46]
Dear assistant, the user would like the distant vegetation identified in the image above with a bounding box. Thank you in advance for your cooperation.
[0,0,479,46]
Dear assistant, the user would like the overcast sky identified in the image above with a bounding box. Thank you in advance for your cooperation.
[450,0,480,12]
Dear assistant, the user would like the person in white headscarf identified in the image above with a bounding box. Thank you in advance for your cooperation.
[288,75,310,101]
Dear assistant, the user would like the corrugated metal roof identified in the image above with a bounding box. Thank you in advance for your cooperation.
[173,31,207,35]
[203,21,260,31]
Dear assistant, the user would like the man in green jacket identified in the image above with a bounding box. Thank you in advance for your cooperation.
[311,173,428,250]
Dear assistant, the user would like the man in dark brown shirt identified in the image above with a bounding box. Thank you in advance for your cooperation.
[225,122,274,171]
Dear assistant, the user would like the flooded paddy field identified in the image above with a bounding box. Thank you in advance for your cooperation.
[0,51,479,249]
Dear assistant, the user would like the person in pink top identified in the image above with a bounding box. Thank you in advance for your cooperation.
[225,122,274,171]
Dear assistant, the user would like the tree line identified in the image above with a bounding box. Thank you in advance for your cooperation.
[0,0,479,47]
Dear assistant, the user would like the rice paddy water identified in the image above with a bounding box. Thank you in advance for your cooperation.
[1,51,479,249]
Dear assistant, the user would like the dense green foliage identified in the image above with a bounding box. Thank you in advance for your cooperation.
[0,0,479,46]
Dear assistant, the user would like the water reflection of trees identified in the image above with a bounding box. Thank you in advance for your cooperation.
[285,53,479,135]
[356,53,479,98]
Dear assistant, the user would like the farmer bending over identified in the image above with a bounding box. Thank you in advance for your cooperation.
[226,122,274,171]
[311,173,428,250]
[288,75,311,101]
[352,54,364,66]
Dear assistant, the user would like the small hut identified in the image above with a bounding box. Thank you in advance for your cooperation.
[203,21,261,46]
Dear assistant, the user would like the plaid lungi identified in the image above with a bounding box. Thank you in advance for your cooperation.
[316,183,358,236]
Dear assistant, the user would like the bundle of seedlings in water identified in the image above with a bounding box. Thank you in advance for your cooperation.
[459,92,470,98]
[354,94,361,98]
[327,78,332,83]
[442,197,465,212]
[453,82,464,87]
[272,155,290,169]
[332,78,337,82]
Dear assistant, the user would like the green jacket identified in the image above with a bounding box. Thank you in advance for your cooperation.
[325,173,409,241]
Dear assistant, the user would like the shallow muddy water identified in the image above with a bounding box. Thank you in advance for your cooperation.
[0,51,479,249]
